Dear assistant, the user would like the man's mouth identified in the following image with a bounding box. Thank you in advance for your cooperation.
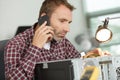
[60,33,66,37]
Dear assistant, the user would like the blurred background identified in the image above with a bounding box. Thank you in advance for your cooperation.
[0,0,120,55]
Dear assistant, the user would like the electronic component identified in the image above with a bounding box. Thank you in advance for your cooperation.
[80,66,99,80]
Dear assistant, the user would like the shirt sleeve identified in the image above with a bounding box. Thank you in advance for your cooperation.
[4,41,43,80]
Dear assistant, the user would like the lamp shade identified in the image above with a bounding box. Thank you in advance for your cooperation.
[95,25,112,43]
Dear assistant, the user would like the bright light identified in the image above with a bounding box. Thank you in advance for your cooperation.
[96,29,111,42]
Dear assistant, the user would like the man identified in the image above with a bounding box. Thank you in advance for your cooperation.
[4,0,109,80]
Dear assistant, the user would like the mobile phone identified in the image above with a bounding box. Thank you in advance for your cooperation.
[38,15,50,26]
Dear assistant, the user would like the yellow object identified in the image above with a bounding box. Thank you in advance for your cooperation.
[80,66,99,80]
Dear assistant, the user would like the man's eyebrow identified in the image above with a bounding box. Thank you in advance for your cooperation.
[59,18,72,23]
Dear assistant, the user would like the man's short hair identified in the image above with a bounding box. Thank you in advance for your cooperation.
[39,0,75,18]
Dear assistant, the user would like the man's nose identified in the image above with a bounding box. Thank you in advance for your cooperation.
[64,24,70,32]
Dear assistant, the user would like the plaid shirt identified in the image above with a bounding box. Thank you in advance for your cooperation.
[4,26,80,80]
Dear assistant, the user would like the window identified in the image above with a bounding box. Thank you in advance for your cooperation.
[84,0,120,55]
[85,0,120,12]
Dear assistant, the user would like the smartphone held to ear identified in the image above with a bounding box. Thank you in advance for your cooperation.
[38,15,53,41]
[38,15,50,26]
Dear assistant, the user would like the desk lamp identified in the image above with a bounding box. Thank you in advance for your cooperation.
[95,17,120,43]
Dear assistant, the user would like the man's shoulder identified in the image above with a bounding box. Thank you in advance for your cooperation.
[8,28,33,45]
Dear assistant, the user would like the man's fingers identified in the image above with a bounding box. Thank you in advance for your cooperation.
[103,51,111,56]
[36,21,47,32]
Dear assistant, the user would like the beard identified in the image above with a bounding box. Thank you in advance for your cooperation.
[53,34,66,41]
[52,29,67,41]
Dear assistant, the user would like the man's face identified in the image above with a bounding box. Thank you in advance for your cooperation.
[50,5,72,41]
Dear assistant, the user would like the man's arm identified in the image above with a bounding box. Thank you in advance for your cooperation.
[4,39,54,80]
[4,41,41,80]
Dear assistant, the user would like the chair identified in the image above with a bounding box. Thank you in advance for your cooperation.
[0,40,9,80]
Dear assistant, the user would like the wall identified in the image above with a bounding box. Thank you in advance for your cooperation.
[0,0,87,51]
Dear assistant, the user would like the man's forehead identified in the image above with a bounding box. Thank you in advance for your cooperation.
[52,5,72,20]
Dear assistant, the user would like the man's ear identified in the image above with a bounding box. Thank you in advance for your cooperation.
[40,13,47,17]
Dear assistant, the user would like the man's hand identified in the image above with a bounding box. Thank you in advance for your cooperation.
[32,21,54,48]
[84,48,111,58]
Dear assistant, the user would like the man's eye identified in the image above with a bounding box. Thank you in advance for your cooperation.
[69,21,72,24]
[60,20,65,23]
